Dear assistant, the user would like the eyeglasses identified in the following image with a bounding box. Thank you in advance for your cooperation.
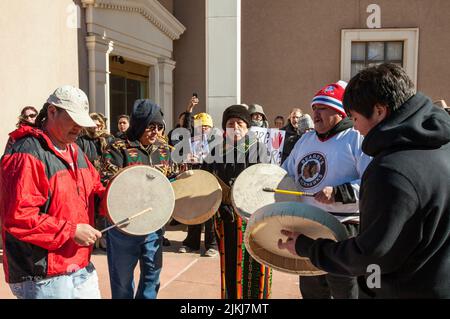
[24,113,37,119]
[147,123,164,131]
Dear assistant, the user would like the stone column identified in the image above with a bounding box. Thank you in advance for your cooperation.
[206,0,241,126]
[149,63,160,105]
[86,35,113,129]
[157,58,176,130]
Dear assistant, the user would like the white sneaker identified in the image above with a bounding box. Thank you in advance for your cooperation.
[204,248,218,257]
[178,246,198,253]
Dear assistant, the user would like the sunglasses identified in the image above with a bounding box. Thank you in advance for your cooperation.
[24,113,37,119]
[147,123,164,131]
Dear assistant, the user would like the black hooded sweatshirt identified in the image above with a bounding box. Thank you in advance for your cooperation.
[280,121,302,164]
[295,93,450,298]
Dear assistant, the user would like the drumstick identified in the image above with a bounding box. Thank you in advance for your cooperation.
[100,208,153,233]
[169,170,194,182]
[262,187,315,197]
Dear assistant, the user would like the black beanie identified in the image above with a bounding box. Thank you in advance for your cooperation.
[221,105,251,130]
[127,99,164,141]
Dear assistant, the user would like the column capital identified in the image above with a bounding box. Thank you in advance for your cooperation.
[86,35,114,53]
[157,58,176,70]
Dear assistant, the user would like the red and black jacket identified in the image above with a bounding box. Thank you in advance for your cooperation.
[1,126,105,283]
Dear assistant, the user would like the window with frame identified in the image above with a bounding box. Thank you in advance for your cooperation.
[341,29,418,85]
[351,41,404,77]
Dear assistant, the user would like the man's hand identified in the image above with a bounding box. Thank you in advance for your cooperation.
[74,224,102,246]
[277,229,301,256]
[314,186,335,204]
[186,96,199,113]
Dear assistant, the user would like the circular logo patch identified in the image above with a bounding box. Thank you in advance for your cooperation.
[297,152,326,188]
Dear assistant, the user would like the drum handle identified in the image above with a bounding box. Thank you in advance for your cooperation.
[262,187,315,197]
[101,208,153,233]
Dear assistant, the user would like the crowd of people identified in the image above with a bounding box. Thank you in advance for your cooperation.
[0,63,449,299]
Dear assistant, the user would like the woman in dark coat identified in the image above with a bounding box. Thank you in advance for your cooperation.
[203,105,272,299]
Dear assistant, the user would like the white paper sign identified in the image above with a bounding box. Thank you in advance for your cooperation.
[188,134,209,164]
[250,127,285,165]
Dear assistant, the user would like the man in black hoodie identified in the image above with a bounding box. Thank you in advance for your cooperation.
[101,99,179,299]
[278,63,450,298]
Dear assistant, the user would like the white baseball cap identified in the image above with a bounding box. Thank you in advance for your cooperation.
[47,85,96,127]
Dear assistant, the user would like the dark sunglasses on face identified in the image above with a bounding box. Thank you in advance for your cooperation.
[147,123,164,131]
[24,113,37,119]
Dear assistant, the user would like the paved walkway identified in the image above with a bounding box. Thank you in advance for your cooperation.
[0,225,301,299]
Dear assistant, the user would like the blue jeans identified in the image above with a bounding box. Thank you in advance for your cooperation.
[106,227,163,299]
[9,263,100,299]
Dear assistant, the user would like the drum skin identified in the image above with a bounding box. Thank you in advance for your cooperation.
[106,165,175,236]
[231,163,301,220]
[244,201,348,276]
[171,170,222,225]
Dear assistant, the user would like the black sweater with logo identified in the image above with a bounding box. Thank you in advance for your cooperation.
[295,93,450,298]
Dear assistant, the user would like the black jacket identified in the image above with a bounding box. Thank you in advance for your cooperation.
[114,131,127,140]
[77,135,115,162]
[202,136,269,221]
[76,134,115,172]
[280,122,302,164]
[203,137,268,187]
[296,93,450,298]
[168,112,193,147]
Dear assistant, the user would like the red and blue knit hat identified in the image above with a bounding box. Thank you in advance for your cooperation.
[311,80,348,117]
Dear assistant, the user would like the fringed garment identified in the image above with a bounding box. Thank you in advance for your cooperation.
[215,209,272,299]
[204,135,273,299]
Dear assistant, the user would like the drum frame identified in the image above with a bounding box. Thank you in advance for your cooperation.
[171,169,222,225]
[244,201,349,276]
[105,165,175,236]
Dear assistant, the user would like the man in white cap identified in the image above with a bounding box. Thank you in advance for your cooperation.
[1,85,104,299]
[281,81,372,299]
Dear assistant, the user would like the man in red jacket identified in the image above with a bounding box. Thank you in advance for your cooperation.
[1,85,105,299]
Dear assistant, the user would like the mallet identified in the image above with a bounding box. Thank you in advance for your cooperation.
[101,207,153,233]
[262,187,315,197]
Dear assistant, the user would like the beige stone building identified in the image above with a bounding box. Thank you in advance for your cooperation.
[1,0,449,151]
[175,0,450,126]
[0,0,185,151]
